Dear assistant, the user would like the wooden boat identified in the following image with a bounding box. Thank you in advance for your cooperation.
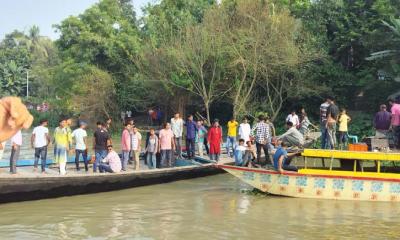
[219,149,400,202]
[0,157,230,204]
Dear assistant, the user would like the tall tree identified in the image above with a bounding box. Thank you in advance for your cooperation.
[55,0,148,115]
[222,0,317,119]
[143,14,228,123]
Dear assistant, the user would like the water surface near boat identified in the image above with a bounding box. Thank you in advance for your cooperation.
[0,174,399,239]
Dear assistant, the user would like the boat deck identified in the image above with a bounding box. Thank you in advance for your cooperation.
[0,156,234,178]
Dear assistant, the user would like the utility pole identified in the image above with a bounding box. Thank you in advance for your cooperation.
[26,69,29,98]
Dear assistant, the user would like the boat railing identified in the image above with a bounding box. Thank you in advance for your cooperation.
[301,149,400,174]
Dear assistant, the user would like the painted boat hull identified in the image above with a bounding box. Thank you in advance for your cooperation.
[0,163,223,204]
[220,165,400,202]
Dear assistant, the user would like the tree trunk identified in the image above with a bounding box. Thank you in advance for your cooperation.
[205,101,211,126]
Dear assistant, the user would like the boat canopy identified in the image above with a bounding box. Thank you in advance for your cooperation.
[302,149,400,162]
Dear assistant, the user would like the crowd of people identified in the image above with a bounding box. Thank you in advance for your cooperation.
[1,108,318,175]
[4,95,398,176]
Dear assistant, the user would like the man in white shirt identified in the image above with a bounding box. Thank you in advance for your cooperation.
[31,119,50,173]
[286,110,300,128]
[72,121,88,171]
[239,118,251,142]
[170,113,184,158]
[130,127,142,170]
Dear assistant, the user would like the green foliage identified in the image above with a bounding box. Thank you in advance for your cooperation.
[0,60,26,96]
[55,0,142,111]
[2,0,400,129]
[0,31,30,96]
[142,0,216,45]
[348,112,374,140]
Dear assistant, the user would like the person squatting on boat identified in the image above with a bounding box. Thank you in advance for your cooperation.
[277,121,304,148]
[99,145,122,173]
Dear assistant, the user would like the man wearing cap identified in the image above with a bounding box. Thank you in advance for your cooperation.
[374,104,392,138]
[72,121,89,172]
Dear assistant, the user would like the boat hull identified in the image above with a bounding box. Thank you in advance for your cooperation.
[220,165,400,202]
[0,164,222,204]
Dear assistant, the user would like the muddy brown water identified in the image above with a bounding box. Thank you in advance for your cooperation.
[0,174,399,239]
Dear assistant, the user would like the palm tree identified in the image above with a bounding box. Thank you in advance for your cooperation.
[366,18,400,61]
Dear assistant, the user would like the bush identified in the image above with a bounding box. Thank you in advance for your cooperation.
[348,111,374,140]
[29,109,63,128]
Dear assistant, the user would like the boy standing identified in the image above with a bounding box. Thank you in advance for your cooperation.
[72,121,88,171]
[31,119,50,173]
[226,118,239,157]
[338,109,351,149]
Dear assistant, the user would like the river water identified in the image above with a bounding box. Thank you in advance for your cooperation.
[0,174,399,240]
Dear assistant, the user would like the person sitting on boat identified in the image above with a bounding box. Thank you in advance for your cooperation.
[243,140,257,167]
[273,141,297,173]
[277,122,304,148]
[99,145,122,173]
[234,139,247,166]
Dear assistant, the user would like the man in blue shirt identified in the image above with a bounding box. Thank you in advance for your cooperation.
[185,115,197,159]
[273,141,297,173]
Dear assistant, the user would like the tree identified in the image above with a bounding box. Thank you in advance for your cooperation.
[55,0,142,112]
[70,66,118,122]
[366,18,400,80]
[140,0,216,115]
[0,61,26,96]
[0,31,30,97]
[143,13,228,123]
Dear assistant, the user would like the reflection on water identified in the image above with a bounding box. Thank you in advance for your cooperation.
[0,174,399,239]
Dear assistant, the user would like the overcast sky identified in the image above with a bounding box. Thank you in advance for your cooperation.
[0,0,154,40]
